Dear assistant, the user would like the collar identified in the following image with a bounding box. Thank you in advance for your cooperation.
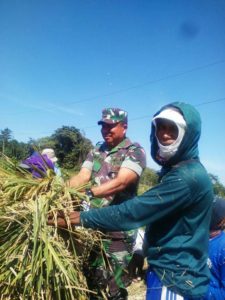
[100,137,132,153]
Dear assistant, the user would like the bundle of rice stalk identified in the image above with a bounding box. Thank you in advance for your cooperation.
[0,155,104,299]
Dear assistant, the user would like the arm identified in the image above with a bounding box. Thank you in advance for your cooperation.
[48,160,141,228]
[47,211,81,228]
[51,160,213,235]
[90,143,146,198]
[49,164,210,232]
[67,167,92,188]
[49,175,190,229]
[91,167,138,198]
[67,166,138,196]
[67,149,94,188]
[80,172,193,231]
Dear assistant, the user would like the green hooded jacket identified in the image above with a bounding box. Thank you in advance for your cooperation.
[81,102,214,298]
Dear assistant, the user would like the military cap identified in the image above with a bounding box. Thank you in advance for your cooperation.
[98,108,128,125]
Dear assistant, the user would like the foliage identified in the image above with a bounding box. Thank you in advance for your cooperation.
[53,126,92,169]
[4,139,31,160]
[0,126,93,171]
[0,128,13,154]
[0,127,12,142]
[35,136,56,150]
[138,167,159,194]
[37,126,93,170]
[209,173,225,198]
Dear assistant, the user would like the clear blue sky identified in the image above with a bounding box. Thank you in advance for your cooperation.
[1,0,225,184]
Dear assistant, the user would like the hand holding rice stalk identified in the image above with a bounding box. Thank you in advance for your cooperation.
[0,154,105,299]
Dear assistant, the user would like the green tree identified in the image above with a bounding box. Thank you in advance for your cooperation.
[138,167,159,194]
[5,140,30,160]
[0,128,12,154]
[49,126,92,169]
[209,173,225,198]
[35,136,55,149]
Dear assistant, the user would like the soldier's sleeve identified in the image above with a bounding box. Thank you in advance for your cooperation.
[121,143,146,176]
[81,149,94,171]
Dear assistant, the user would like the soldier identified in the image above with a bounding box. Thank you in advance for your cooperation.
[68,108,146,300]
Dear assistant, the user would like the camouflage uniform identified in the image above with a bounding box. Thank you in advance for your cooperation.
[82,108,146,299]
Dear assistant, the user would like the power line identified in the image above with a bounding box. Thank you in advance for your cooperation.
[195,97,225,107]
[5,96,225,136]
[4,95,225,137]
[4,58,225,117]
[81,96,225,129]
[67,59,225,105]
[7,97,225,134]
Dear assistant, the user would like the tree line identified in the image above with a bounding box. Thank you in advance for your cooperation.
[0,126,92,171]
[0,126,225,197]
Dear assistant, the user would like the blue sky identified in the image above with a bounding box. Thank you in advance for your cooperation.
[0,0,225,184]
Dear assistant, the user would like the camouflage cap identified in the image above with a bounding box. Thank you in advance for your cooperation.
[98,108,128,125]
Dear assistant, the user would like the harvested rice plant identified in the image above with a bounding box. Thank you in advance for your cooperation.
[0,154,104,300]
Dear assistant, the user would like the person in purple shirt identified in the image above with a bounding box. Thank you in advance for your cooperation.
[20,151,55,178]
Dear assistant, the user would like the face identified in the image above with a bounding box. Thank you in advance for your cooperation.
[101,122,127,148]
[155,119,178,146]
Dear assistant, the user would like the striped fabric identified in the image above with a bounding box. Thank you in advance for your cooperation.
[161,286,184,300]
[146,269,203,300]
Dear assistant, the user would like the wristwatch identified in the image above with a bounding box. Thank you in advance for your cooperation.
[85,188,94,199]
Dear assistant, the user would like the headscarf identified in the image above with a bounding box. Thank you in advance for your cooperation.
[150,102,201,167]
[152,107,186,161]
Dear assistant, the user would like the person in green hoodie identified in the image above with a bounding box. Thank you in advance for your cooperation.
[48,102,214,300]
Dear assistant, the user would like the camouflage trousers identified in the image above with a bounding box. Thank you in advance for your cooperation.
[84,238,133,299]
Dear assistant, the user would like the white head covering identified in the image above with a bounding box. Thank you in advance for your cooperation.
[152,108,186,161]
[41,148,58,163]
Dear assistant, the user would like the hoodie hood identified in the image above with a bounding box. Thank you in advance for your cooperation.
[150,102,201,166]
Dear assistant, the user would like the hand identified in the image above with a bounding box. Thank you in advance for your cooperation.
[68,211,81,225]
[47,214,67,228]
[47,211,81,228]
